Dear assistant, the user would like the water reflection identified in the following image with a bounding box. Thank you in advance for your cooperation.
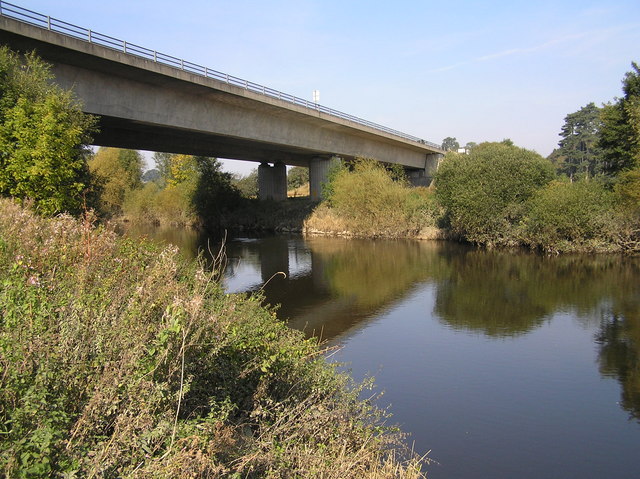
[596,302,640,421]
[433,250,639,337]
[226,236,640,425]
[119,224,640,424]
[258,238,445,340]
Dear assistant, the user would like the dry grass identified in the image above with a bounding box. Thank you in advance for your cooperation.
[288,182,310,198]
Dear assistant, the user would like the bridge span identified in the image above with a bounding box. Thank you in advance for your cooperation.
[0,2,444,199]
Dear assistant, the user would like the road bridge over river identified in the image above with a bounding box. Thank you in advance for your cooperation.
[0,2,444,200]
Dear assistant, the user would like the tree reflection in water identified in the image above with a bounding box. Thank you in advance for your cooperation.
[596,302,640,421]
[118,223,640,423]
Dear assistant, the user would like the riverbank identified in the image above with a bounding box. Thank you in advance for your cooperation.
[0,199,426,478]
[303,203,449,240]
[300,153,640,254]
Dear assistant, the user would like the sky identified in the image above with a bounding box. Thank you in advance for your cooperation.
[11,0,640,175]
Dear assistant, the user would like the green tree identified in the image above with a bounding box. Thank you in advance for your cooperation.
[441,136,459,152]
[524,179,613,250]
[551,102,603,179]
[232,169,259,198]
[464,141,477,152]
[287,166,309,190]
[434,142,555,245]
[193,155,241,225]
[152,151,173,186]
[599,62,640,175]
[0,47,95,215]
[89,147,143,216]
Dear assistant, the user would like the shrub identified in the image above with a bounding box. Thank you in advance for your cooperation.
[434,142,555,246]
[322,158,437,237]
[89,148,143,217]
[523,179,614,252]
[615,167,640,211]
[122,181,161,223]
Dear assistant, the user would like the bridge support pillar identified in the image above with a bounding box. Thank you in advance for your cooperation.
[309,156,340,201]
[258,161,287,200]
[406,153,444,187]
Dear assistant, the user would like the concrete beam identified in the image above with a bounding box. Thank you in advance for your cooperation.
[0,17,444,170]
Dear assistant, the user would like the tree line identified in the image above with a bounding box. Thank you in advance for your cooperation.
[433,62,640,252]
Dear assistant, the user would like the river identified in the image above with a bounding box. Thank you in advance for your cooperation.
[122,224,640,478]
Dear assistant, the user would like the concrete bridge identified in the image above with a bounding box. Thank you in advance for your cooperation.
[0,2,444,200]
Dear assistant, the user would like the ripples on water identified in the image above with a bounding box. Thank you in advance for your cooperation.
[122,225,640,479]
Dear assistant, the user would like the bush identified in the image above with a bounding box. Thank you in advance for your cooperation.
[523,179,614,252]
[122,181,161,223]
[320,158,437,237]
[0,199,426,478]
[89,148,143,217]
[434,142,555,246]
[615,167,640,211]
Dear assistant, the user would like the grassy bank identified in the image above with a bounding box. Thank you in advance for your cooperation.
[0,199,426,478]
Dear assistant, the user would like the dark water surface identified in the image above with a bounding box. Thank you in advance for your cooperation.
[123,225,640,478]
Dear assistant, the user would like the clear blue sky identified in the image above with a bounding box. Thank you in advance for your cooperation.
[13,0,640,175]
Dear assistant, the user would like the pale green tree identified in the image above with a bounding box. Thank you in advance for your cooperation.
[89,147,143,216]
[0,47,95,215]
[441,136,459,152]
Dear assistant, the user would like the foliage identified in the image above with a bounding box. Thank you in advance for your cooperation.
[599,62,640,175]
[152,151,173,186]
[549,102,604,178]
[0,199,426,478]
[321,159,349,205]
[434,142,555,246]
[310,158,438,237]
[89,147,143,216]
[522,179,614,252]
[192,156,242,225]
[287,166,309,190]
[232,168,258,198]
[441,136,459,152]
[615,167,640,211]
[0,47,95,215]
[141,168,161,183]
[119,153,242,227]
[464,141,477,152]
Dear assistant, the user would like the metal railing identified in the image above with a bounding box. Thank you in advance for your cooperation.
[0,1,441,150]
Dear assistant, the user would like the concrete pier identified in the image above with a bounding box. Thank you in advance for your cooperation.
[258,162,287,200]
[309,157,342,201]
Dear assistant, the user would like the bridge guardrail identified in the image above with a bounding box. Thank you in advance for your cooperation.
[0,1,442,151]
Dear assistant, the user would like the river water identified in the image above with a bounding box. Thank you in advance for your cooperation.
[123,225,640,478]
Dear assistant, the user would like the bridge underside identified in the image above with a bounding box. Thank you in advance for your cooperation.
[95,116,329,168]
[0,16,444,200]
